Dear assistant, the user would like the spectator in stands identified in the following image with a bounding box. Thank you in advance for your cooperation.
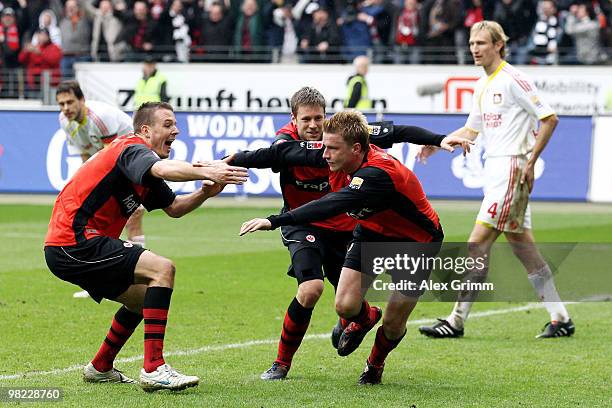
[157,0,193,62]
[32,9,61,46]
[233,0,265,61]
[394,0,421,64]
[18,27,62,96]
[338,0,372,62]
[116,0,156,61]
[564,2,607,64]
[20,0,56,38]
[262,0,284,53]
[456,0,484,64]
[421,0,462,64]
[276,0,300,62]
[299,5,340,62]
[292,0,324,42]
[81,0,123,62]
[85,0,125,62]
[0,7,21,97]
[359,0,394,63]
[195,2,233,62]
[59,0,92,78]
[492,0,537,64]
[526,0,561,65]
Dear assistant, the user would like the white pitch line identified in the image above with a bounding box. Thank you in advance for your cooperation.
[0,302,575,381]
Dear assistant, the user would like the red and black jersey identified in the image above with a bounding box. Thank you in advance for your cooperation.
[266,144,443,243]
[233,120,445,233]
[45,135,176,246]
[270,122,355,231]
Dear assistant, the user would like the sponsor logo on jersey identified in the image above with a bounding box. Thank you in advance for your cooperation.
[306,141,323,149]
[493,93,502,104]
[294,179,329,191]
[368,125,381,135]
[305,234,316,243]
[483,113,502,128]
[349,177,364,189]
[530,95,543,109]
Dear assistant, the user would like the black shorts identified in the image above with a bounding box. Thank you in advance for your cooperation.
[44,236,146,303]
[343,228,442,298]
[280,224,353,286]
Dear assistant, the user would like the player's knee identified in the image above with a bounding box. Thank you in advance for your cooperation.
[297,280,324,307]
[154,258,176,287]
[335,297,359,319]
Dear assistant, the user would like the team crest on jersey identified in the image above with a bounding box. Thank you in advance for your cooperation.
[305,234,316,243]
[349,177,364,189]
[493,93,502,104]
[306,141,323,149]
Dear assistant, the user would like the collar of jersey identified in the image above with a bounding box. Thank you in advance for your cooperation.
[69,106,89,138]
[478,60,506,111]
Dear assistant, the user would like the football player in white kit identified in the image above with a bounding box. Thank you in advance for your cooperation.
[56,80,147,298]
[418,21,574,339]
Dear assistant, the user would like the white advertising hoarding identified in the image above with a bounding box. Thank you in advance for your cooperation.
[75,63,612,115]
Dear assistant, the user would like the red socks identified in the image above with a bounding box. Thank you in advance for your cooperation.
[275,297,313,368]
[91,307,142,372]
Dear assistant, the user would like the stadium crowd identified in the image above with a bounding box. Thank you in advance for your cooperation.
[0,0,610,96]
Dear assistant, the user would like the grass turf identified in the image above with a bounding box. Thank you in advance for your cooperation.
[0,203,610,407]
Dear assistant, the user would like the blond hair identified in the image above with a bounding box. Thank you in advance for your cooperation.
[323,110,370,150]
[470,20,509,58]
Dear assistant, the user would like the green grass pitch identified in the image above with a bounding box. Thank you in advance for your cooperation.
[0,201,610,407]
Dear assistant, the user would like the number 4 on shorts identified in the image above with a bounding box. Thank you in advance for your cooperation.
[487,203,498,219]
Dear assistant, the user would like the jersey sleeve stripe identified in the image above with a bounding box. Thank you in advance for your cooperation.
[502,66,532,92]
[88,110,110,136]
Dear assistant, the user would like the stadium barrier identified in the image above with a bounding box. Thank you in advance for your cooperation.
[74,63,612,115]
[0,110,605,202]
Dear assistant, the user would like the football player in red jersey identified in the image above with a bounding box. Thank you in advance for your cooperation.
[240,110,450,385]
[44,102,248,391]
[236,87,463,381]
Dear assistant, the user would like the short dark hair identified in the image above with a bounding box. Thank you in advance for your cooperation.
[290,87,326,116]
[56,80,84,99]
[133,102,174,132]
[323,110,369,151]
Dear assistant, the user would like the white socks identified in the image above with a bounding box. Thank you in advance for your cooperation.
[447,301,473,330]
[528,264,570,323]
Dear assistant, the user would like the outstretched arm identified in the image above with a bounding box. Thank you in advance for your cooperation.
[370,122,473,154]
[164,182,225,218]
[240,187,363,235]
[150,160,248,184]
[240,167,394,235]
[118,144,248,185]
[416,126,479,163]
[229,140,327,169]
